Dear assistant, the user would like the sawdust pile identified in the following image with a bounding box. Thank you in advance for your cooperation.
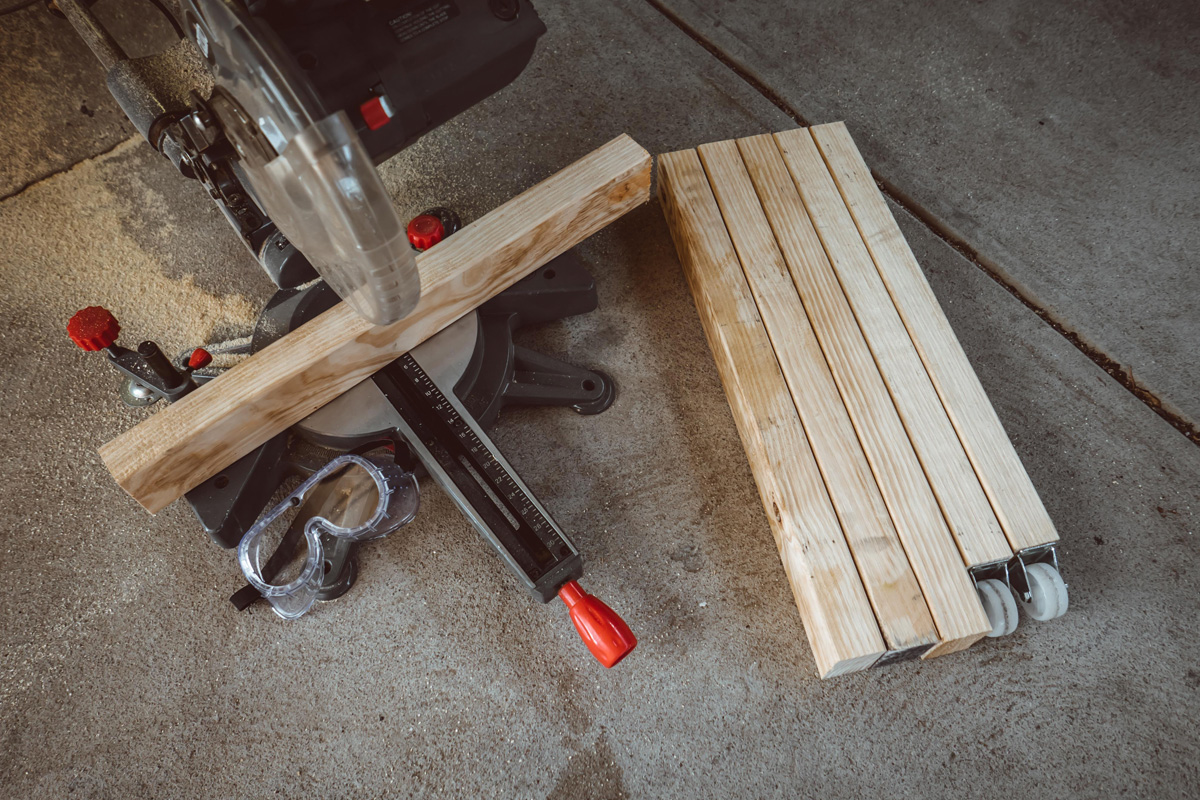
[0,137,259,361]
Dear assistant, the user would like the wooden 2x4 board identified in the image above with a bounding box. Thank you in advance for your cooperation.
[99,135,653,514]
[658,123,1059,676]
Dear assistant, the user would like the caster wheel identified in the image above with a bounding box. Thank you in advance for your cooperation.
[1022,562,1069,621]
[977,579,1019,637]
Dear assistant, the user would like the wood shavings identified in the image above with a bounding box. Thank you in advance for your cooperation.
[0,137,259,359]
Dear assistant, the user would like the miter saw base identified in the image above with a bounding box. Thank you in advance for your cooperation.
[183,249,614,608]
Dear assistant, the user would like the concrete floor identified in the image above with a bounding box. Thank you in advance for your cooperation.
[654,0,1200,430]
[1,1,1198,797]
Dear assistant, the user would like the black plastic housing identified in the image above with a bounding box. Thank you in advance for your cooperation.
[252,0,546,164]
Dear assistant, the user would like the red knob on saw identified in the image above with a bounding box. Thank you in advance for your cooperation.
[67,306,120,351]
[187,348,213,370]
[407,214,445,251]
[558,580,637,668]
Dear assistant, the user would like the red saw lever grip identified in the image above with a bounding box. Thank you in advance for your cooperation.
[558,580,636,668]
[187,348,213,370]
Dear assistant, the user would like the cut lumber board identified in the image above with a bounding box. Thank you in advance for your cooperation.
[810,122,1059,552]
[659,148,887,678]
[695,140,938,657]
[773,128,1011,570]
[736,133,989,657]
[100,135,652,513]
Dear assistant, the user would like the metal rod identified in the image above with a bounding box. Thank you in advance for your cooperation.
[55,0,127,70]
[138,340,186,390]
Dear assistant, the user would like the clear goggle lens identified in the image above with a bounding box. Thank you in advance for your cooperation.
[237,454,419,619]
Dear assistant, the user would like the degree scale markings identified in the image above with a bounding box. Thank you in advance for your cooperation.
[379,353,572,588]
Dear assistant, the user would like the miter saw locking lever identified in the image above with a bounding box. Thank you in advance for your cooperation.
[371,217,637,667]
[67,306,208,406]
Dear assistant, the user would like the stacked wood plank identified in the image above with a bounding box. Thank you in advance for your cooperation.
[658,123,1059,676]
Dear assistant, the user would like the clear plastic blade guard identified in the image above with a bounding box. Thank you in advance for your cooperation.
[184,0,421,325]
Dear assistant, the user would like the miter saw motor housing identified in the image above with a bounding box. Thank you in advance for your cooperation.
[234,0,546,165]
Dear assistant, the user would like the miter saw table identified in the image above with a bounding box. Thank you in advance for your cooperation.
[191,247,614,602]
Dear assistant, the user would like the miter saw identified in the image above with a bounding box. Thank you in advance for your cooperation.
[59,0,637,666]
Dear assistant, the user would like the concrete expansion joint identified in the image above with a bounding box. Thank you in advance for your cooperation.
[881,173,1200,450]
[0,135,140,205]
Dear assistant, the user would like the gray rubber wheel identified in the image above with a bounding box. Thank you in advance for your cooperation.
[1023,563,1069,621]
[977,579,1019,637]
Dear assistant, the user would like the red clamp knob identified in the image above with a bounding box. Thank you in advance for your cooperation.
[407,214,445,251]
[558,580,637,668]
[187,348,213,370]
[67,306,120,351]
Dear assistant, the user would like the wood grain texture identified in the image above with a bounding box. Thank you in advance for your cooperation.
[773,129,1011,569]
[696,139,937,655]
[755,131,989,652]
[100,135,652,513]
[811,122,1059,552]
[658,148,887,677]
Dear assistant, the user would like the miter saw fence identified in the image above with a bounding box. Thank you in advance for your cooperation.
[56,0,546,324]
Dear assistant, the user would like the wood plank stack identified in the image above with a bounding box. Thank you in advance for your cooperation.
[658,124,1061,677]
